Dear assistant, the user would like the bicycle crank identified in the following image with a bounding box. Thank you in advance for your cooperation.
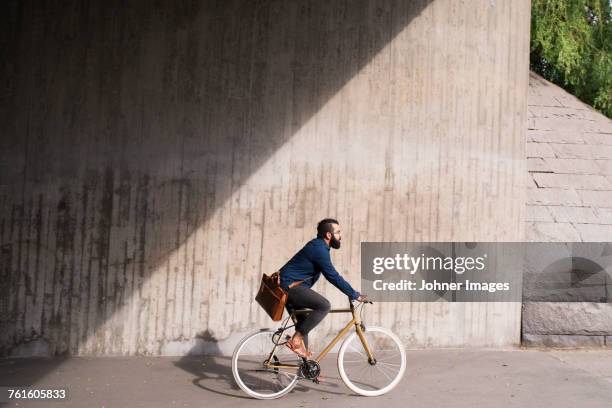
[299,360,321,381]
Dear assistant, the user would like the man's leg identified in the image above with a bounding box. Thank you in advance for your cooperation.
[296,314,309,349]
[286,286,331,352]
[285,302,308,348]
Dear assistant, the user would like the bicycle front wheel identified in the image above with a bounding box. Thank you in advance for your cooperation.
[232,330,300,399]
[337,326,406,396]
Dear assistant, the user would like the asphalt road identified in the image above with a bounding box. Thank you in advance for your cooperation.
[1,349,612,408]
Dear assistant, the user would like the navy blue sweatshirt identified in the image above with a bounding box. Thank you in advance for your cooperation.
[279,238,360,300]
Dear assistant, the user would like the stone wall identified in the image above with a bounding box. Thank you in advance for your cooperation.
[522,241,612,348]
[524,78,612,347]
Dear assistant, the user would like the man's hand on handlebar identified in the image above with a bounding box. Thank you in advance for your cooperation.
[357,294,372,304]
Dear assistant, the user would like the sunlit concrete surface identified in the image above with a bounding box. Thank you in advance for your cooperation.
[1,349,612,407]
[1,0,531,357]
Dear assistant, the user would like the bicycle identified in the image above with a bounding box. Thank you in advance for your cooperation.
[231,298,406,399]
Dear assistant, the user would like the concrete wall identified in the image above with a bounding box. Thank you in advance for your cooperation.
[0,0,531,356]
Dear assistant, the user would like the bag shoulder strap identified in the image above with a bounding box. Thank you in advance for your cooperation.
[288,280,304,289]
[286,274,316,289]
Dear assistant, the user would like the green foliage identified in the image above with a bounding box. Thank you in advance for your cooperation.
[531,0,612,117]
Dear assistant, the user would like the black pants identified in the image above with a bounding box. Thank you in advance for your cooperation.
[286,285,331,349]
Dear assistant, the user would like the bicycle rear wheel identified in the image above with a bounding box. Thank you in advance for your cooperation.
[232,330,300,399]
[337,326,406,396]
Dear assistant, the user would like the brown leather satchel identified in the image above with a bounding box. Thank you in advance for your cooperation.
[255,272,303,321]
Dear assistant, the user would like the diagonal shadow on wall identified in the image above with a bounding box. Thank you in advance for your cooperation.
[0,0,435,389]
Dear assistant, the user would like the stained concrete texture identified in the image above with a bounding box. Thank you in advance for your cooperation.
[1,349,612,408]
[1,0,531,356]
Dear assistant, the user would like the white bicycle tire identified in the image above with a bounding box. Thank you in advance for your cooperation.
[337,326,406,397]
[231,330,299,399]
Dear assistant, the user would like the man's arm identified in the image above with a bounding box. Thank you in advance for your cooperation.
[311,248,360,300]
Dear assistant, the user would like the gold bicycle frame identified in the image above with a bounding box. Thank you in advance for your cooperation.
[263,302,374,372]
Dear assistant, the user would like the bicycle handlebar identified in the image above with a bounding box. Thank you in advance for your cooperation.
[349,296,373,305]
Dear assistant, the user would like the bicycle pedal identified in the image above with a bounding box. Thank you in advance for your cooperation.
[312,374,327,384]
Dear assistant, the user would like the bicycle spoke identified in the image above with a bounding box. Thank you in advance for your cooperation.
[375,365,394,382]
[376,362,400,376]
[233,330,300,399]
[338,328,406,396]
[376,361,401,367]
[349,343,366,357]
[376,352,402,362]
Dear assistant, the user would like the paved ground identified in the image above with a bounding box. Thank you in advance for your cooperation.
[1,349,612,408]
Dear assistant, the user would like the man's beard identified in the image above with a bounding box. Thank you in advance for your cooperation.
[330,236,341,249]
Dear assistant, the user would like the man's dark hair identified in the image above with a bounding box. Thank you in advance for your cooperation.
[317,218,339,239]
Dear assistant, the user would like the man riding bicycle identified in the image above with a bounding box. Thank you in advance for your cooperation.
[279,218,368,358]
